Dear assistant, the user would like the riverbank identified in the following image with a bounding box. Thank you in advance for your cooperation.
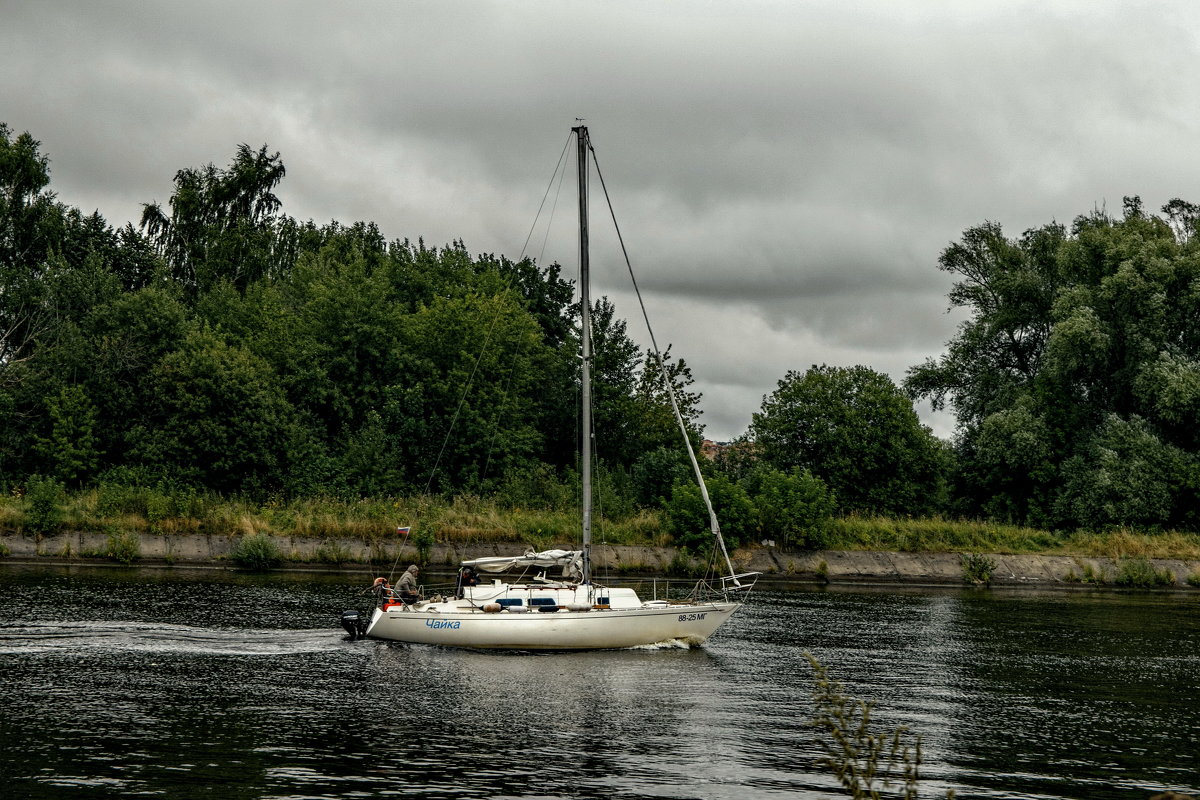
[4,529,1199,590]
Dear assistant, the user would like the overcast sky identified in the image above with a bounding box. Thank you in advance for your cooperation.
[5,1,1199,441]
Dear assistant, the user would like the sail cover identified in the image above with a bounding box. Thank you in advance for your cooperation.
[462,549,583,580]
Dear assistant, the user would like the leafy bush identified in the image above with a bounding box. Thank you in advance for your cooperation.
[96,469,211,528]
[1056,415,1188,531]
[664,547,705,578]
[495,463,574,509]
[593,463,636,520]
[413,527,435,565]
[1080,561,1108,585]
[97,482,151,517]
[24,475,66,534]
[742,466,835,550]
[1186,571,1200,588]
[34,384,103,486]
[961,552,997,585]
[631,446,690,507]
[664,475,755,551]
[106,531,141,564]
[1113,557,1174,588]
[230,532,283,571]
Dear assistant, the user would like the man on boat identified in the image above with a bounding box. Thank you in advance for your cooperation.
[397,564,421,604]
[455,565,479,598]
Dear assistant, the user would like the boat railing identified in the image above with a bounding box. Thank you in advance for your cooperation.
[603,574,760,603]
[395,576,758,605]
[721,572,762,591]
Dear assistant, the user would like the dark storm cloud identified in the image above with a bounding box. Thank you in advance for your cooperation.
[4,0,1200,439]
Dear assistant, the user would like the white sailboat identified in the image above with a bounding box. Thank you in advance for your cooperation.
[362,125,757,650]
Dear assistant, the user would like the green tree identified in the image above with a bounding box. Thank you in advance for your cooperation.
[0,123,61,272]
[587,297,643,467]
[631,445,691,507]
[386,291,546,493]
[752,365,946,516]
[633,344,704,452]
[127,327,299,494]
[1,124,63,391]
[967,395,1056,525]
[23,473,65,533]
[275,248,403,442]
[905,220,1062,429]
[77,286,194,471]
[1056,414,1196,531]
[34,384,103,486]
[140,143,290,295]
[335,410,396,496]
[908,198,1200,529]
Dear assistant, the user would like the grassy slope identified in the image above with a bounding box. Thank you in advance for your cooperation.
[3,490,1200,561]
[827,515,1200,560]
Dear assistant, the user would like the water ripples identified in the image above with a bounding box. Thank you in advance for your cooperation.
[0,619,357,657]
[2,567,1199,799]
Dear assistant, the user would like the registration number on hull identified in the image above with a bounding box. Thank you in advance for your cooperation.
[678,612,707,622]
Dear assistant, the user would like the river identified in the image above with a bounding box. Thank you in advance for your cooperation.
[0,565,1196,799]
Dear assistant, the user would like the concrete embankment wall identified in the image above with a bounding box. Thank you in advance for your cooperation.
[3,529,1199,589]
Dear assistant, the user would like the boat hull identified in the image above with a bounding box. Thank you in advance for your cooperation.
[364,601,741,650]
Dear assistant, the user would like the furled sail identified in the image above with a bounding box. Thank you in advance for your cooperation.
[462,549,583,580]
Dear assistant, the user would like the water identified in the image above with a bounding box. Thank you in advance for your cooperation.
[1,566,1197,799]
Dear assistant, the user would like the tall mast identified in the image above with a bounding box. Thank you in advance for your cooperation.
[574,124,592,585]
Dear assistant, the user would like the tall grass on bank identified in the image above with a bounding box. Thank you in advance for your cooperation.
[826,515,1064,554]
[0,486,664,549]
[1061,529,1200,560]
[3,486,1200,563]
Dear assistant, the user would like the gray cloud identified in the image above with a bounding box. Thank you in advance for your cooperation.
[4,0,1199,440]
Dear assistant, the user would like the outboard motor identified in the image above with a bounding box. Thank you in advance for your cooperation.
[340,609,369,640]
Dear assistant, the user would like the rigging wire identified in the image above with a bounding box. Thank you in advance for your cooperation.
[483,133,574,477]
[587,139,741,585]
[390,133,575,582]
[521,132,573,260]
[537,154,571,265]
[385,294,506,583]
[482,136,574,479]
[421,294,507,498]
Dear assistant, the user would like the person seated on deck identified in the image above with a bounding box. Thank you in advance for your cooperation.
[396,564,422,605]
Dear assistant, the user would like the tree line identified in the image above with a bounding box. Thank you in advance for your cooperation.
[905,196,1200,532]
[0,126,703,502]
[3,121,1198,546]
[745,194,1200,536]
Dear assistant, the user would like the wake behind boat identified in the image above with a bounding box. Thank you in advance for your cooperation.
[353,125,757,650]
